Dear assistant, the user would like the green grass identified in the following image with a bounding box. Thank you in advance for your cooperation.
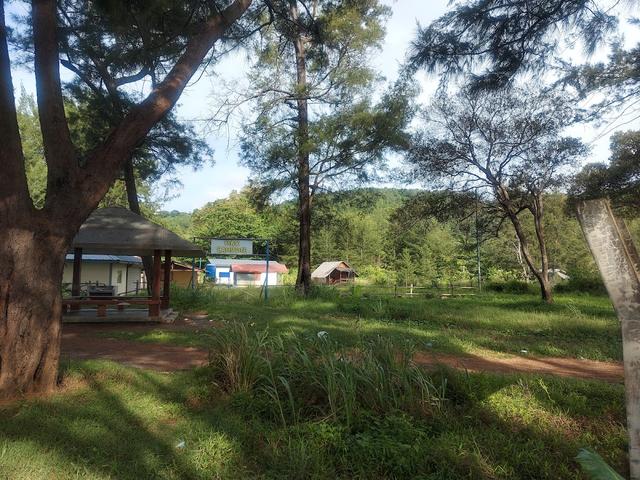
[0,355,627,479]
[0,287,627,479]
[106,286,621,362]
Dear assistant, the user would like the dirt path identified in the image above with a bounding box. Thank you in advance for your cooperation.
[413,351,623,383]
[61,323,209,372]
[61,323,624,382]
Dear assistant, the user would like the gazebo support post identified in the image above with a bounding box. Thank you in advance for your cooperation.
[71,247,82,311]
[162,250,172,310]
[150,250,161,317]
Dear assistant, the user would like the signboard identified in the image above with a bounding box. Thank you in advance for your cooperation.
[211,239,253,255]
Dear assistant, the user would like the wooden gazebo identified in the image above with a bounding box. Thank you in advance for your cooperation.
[64,207,204,319]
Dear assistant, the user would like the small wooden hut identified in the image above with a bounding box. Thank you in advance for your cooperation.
[311,261,357,285]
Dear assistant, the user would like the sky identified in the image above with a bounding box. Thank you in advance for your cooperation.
[162,0,449,212]
[8,1,640,212]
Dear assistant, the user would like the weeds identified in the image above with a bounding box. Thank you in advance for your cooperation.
[208,323,446,428]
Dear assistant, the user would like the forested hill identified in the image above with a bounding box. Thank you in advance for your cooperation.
[157,187,639,286]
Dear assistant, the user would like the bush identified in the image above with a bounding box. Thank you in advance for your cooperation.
[486,279,536,294]
[555,277,607,295]
[357,265,396,286]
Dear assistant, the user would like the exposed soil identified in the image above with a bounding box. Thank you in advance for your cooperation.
[413,351,623,383]
[61,323,210,372]
[61,322,624,382]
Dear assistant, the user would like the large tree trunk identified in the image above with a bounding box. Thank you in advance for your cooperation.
[0,225,69,399]
[123,158,154,292]
[0,0,251,399]
[290,0,312,295]
[577,199,640,479]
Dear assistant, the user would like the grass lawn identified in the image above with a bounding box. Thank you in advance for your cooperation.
[0,360,628,479]
[106,286,622,362]
[0,287,628,479]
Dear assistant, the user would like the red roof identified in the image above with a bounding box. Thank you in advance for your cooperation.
[231,262,288,274]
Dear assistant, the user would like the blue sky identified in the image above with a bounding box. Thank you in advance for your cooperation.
[8,0,640,212]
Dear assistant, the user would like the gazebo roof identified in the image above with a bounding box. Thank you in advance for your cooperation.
[71,207,204,257]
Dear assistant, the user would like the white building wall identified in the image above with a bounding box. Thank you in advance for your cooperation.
[62,262,144,295]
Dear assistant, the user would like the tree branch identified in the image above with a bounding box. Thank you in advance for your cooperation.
[71,0,253,218]
[33,0,77,195]
[0,1,30,213]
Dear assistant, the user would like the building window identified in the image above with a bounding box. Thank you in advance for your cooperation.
[116,270,123,284]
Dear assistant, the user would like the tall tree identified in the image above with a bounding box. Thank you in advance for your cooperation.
[232,0,412,294]
[573,130,640,212]
[409,87,586,302]
[408,0,621,91]
[0,0,253,400]
[408,0,640,208]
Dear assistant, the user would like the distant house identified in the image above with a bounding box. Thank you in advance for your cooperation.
[206,258,289,287]
[311,261,357,285]
[62,254,144,295]
[160,261,203,288]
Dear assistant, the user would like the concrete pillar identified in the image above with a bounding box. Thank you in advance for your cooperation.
[576,198,640,479]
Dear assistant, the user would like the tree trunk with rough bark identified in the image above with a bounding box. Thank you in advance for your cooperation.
[505,210,553,303]
[290,0,312,296]
[0,0,252,400]
[0,223,69,398]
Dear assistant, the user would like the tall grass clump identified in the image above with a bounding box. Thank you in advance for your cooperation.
[209,322,269,394]
[171,285,218,312]
[208,323,445,426]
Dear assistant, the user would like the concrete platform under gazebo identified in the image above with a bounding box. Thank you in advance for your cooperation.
[62,207,204,322]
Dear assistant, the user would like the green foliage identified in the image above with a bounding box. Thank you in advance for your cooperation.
[409,0,618,91]
[576,448,625,480]
[486,280,537,295]
[573,130,640,212]
[209,323,446,428]
[161,186,620,288]
[190,190,274,245]
[16,89,47,208]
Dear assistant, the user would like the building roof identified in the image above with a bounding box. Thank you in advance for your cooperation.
[64,254,143,265]
[311,261,357,278]
[208,258,272,268]
[71,207,204,257]
[166,261,202,271]
[231,262,288,274]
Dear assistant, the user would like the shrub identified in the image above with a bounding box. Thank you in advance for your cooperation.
[357,265,396,286]
[555,277,607,295]
[486,279,536,294]
[209,322,269,394]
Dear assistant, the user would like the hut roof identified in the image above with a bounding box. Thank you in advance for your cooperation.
[71,207,204,257]
[311,261,357,278]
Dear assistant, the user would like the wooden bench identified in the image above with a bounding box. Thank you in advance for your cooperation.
[62,297,161,317]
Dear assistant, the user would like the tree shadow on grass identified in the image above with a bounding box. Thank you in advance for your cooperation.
[0,362,255,479]
[420,367,628,479]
